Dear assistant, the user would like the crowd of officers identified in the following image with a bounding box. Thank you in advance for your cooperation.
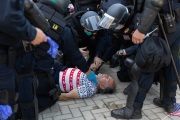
[0,0,180,119]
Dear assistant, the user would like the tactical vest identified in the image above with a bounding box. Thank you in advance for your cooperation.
[75,0,99,11]
[32,3,67,59]
[36,3,66,45]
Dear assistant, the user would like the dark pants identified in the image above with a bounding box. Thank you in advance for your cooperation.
[96,30,121,62]
[15,52,38,120]
[34,49,60,112]
[0,49,16,120]
[134,22,180,110]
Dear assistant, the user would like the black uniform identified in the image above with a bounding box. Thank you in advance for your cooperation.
[31,3,90,111]
[64,11,97,65]
[111,0,180,119]
[0,0,37,120]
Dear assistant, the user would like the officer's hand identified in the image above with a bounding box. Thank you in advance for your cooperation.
[90,62,98,71]
[46,36,59,58]
[94,56,103,68]
[0,105,12,120]
[79,47,89,57]
[31,28,47,45]
[116,49,126,56]
[132,29,145,44]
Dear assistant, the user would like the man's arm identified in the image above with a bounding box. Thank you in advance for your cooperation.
[0,0,36,41]
[137,0,164,34]
[59,89,80,101]
[132,0,164,44]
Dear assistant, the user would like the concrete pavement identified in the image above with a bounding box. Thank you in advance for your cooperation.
[39,65,180,120]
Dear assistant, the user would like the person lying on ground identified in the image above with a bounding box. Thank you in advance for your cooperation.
[54,68,115,100]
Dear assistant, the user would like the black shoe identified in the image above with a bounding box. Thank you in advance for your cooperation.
[131,110,142,119]
[111,107,134,119]
[153,98,174,113]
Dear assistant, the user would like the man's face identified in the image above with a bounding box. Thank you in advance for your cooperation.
[97,73,115,89]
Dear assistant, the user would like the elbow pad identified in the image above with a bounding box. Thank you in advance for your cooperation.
[24,0,50,33]
[138,0,164,34]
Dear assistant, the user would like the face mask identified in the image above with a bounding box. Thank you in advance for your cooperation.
[85,31,92,36]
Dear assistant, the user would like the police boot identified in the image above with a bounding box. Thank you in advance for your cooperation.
[111,106,134,119]
[153,98,174,113]
[131,109,142,119]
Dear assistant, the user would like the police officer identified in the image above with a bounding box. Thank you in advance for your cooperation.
[0,0,47,120]
[65,10,101,66]
[111,0,180,119]
[27,0,100,111]
[93,0,132,70]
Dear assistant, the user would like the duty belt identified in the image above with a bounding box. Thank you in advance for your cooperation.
[0,44,34,66]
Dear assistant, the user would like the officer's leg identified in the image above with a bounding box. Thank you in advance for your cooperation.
[15,52,38,120]
[0,64,18,120]
[0,49,18,120]
[153,22,180,113]
[34,55,61,112]
[153,47,179,113]
[111,58,140,119]
[132,72,154,118]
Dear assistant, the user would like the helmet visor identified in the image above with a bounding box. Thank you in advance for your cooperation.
[81,16,101,31]
[98,13,116,29]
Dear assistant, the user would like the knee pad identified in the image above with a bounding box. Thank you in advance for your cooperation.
[131,63,141,81]
[124,57,135,68]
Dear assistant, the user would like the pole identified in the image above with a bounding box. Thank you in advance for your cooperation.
[157,13,180,88]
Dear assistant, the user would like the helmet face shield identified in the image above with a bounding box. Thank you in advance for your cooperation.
[98,3,130,30]
[98,13,116,29]
[81,15,101,31]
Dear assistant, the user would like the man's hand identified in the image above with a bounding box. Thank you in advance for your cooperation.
[79,47,89,57]
[31,28,47,45]
[132,29,145,44]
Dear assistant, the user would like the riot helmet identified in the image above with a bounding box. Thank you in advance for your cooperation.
[98,3,129,30]
[39,0,70,15]
[80,11,101,32]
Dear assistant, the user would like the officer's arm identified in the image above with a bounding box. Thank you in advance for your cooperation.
[0,0,36,42]
[137,0,164,34]
[24,0,50,33]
